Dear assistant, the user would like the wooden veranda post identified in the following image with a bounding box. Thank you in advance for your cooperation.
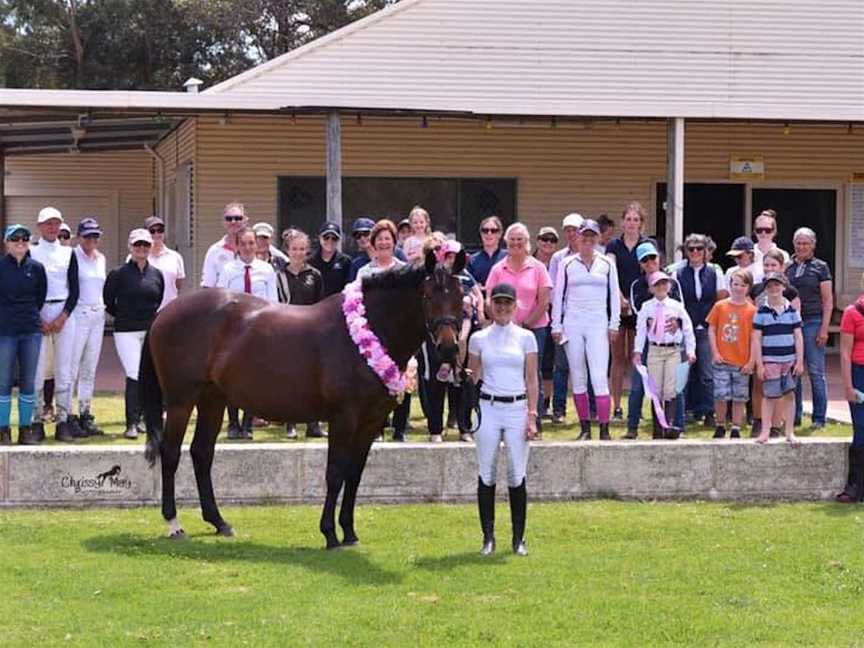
[666,118,685,261]
[326,112,343,232]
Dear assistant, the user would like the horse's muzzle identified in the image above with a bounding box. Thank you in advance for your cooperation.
[437,340,459,364]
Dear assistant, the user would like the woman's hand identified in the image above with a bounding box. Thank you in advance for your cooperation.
[526,414,538,441]
[846,386,860,403]
[551,331,562,345]
[687,354,697,365]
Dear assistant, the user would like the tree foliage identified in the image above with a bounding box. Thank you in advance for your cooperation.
[0,0,397,90]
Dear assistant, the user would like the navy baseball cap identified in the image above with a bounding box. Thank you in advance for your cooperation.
[352,217,375,234]
[490,283,517,302]
[77,217,102,237]
[579,219,601,235]
[727,236,755,255]
[319,222,342,238]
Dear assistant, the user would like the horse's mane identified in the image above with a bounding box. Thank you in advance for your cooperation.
[360,265,427,293]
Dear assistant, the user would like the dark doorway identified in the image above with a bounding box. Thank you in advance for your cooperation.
[751,188,837,273]
[656,183,746,269]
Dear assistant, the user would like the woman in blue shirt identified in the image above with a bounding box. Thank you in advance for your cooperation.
[0,225,48,445]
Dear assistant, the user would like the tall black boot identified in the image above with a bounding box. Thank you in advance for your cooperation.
[652,404,663,439]
[836,446,864,503]
[226,406,243,439]
[577,420,592,441]
[43,378,55,420]
[124,378,141,439]
[509,478,528,555]
[599,423,611,441]
[663,401,681,440]
[478,477,496,555]
[241,411,254,440]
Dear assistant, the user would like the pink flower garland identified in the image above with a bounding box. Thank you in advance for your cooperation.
[342,279,408,400]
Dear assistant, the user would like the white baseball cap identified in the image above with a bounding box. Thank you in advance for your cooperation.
[562,212,584,229]
[252,222,275,238]
[37,206,64,224]
[128,228,153,246]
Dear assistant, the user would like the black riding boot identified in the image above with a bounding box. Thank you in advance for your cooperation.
[0,426,11,444]
[241,411,254,440]
[836,446,864,503]
[652,404,664,439]
[226,406,243,439]
[80,410,104,436]
[598,422,611,441]
[663,401,681,439]
[30,421,44,442]
[577,420,592,441]
[124,378,141,439]
[509,478,528,556]
[478,477,496,555]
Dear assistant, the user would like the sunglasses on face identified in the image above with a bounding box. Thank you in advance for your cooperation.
[149,226,165,234]
[480,228,500,235]
[7,234,30,243]
[640,254,658,262]
[224,215,244,223]
[132,241,152,248]
[322,234,339,242]
[58,233,71,240]
[353,232,371,239]
[755,227,774,234]
[687,246,704,252]
[538,236,558,243]
[82,234,100,240]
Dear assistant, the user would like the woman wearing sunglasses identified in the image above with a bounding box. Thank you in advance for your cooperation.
[144,216,185,310]
[104,229,165,440]
[309,222,352,297]
[752,210,790,268]
[0,225,47,445]
[467,216,506,287]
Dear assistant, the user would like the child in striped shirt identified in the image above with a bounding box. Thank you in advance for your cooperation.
[752,272,804,445]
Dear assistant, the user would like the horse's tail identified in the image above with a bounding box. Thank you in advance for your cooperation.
[139,329,163,468]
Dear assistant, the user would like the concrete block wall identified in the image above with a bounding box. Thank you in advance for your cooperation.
[0,439,850,509]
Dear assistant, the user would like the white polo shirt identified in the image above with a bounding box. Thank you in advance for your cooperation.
[216,257,278,303]
[73,246,106,307]
[201,237,235,287]
[468,322,537,397]
[149,246,186,309]
[31,238,74,302]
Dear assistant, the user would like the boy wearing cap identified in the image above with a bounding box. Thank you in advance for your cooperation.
[309,222,352,297]
[725,236,763,286]
[706,268,757,439]
[30,206,80,442]
[633,272,696,439]
[753,272,804,444]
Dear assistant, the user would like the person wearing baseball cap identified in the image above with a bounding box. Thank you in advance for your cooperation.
[143,216,186,310]
[725,235,762,286]
[551,218,621,440]
[633,271,697,439]
[309,222,352,297]
[606,201,657,424]
[467,280,538,556]
[250,222,287,300]
[201,202,248,287]
[104,228,164,439]
[29,206,80,443]
[348,217,376,282]
[58,223,72,245]
[66,217,108,438]
[0,224,47,444]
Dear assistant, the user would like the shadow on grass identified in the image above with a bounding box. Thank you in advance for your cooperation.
[723,500,861,518]
[413,551,508,571]
[82,533,402,585]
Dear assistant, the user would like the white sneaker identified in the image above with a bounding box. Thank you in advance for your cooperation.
[124,425,139,439]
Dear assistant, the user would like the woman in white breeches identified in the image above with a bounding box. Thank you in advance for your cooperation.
[467,282,538,557]
[69,218,107,436]
[551,219,621,441]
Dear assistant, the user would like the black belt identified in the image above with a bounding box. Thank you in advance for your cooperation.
[479,392,527,404]
[45,299,64,304]
[650,342,677,347]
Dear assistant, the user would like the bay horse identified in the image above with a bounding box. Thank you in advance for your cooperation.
[139,250,466,549]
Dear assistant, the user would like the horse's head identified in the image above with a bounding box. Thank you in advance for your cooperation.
[422,248,467,364]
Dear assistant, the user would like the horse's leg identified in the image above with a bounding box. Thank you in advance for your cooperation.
[319,419,353,549]
[161,404,193,539]
[190,389,233,537]
[339,440,372,547]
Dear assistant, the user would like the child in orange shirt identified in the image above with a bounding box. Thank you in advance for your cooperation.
[706,269,757,438]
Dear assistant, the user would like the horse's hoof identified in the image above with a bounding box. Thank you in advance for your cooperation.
[168,529,186,540]
[341,537,360,547]
[216,524,235,538]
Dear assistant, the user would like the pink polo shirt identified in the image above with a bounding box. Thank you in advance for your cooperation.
[486,255,553,328]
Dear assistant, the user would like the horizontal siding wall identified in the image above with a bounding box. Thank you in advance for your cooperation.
[4,151,153,267]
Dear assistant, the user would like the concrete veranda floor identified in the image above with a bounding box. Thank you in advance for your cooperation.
[93,333,852,424]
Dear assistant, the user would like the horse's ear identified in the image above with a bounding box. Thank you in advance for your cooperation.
[452,248,467,275]
[424,249,437,275]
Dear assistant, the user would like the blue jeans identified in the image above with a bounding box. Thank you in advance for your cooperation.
[850,363,864,448]
[685,328,713,417]
[0,332,42,427]
[552,343,569,416]
[531,327,548,416]
[795,318,828,426]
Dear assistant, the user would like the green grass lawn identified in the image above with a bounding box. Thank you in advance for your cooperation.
[1,501,863,645]
[9,391,851,445]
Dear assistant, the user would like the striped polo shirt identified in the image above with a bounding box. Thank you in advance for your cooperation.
[753,299,801,364]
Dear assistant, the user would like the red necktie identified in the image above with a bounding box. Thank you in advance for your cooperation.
[244,265,252,294]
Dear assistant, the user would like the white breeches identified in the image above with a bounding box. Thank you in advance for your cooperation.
[35,302,77,421]
[475,400,530,488]
[562,313,610,396]
[114,330,147,381]
[70,306,106,409]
